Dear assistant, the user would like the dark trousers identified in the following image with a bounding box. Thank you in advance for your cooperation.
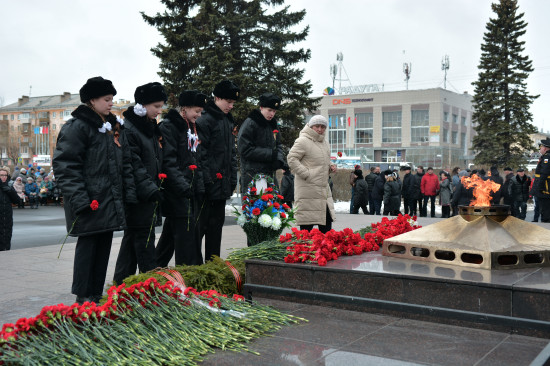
[423,195,436,217]
[156,216,203,267]
[300,206,332,234]
[349,188,355,213]
[368,191,376,214]
[441,205,450,218]
[352,204,368,214]
[113,227,156,285]
[533,196,540,221]
[407,198,418,216]
[197,199,226,262]
[403,197,411,215]
[512,201,527,220]
[28,195,38,208]
[539,198,550,223]
[72,232,113,297]
[372,199,382,215]
[17,198,24,208]
[413,198,424,216]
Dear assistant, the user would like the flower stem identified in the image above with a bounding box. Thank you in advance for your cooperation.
[58,215,78,259]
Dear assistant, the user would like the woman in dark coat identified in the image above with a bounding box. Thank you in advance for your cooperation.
[383,171,402,216]
[352,169,369,214]
[0,167,22,251]
[452,170,474,207]
[113,82,167,285]
[155,90,206,267]
[53,76,137,304]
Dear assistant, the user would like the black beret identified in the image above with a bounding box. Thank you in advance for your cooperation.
[516,168,525,172]
[259,92,281,109]
[354,169,363,178]
[80,76,117,103]
[213,80,240,100]
[504,167,513,171]
[540,138,550,148]
[179,90,207,108]
[134,82,167,105]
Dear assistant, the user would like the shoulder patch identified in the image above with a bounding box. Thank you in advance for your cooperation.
[545,159,549,164]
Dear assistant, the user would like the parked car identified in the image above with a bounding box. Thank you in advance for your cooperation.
[526,159,539,171]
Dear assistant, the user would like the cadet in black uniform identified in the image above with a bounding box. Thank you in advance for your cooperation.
[532,138,550,222]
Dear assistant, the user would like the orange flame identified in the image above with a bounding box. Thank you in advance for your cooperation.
[460,174,501,206]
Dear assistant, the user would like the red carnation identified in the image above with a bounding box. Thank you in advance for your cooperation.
[318,256,327,266]
[281,212,287,218]
[188,165,197,171]
[252,208,261,216]
[90,200,99,211]
[250,187,257,193]
[216,173,223,179]
[282,203,290,210]
[273,202,280,209]
[266,187,273,193]
[261,195,269,202]
[277,194,284,200]
[273,129,279,134]
[158,173,167,180]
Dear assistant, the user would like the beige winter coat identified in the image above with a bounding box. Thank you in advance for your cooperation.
[287,125,336,226]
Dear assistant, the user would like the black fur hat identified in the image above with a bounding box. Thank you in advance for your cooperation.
[80,76,117,103]
[213,80,240,100]
[179,90,207,108]
[540,138,550,148]
[354,169,363,179]
[134,82,167,105]
[259,92,281,109]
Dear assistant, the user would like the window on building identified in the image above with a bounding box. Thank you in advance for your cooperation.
[443,128,448,143]
[355,112,373,144]
[52,112,57,118]
[461,116,466,126]
[52,124,56,130]
[452,131,458,144]
[20,146,28,154]
[411,110,429,142]
[328,113,346,153]
[2,115,7,121]
[64,110,71,117]
[22,137,29,143]
[460,132,466,149]
[443,111,449,122]
[11,115,14,120]
[382,111,402,143]
[452,114,458,124]
[20,112,30,119]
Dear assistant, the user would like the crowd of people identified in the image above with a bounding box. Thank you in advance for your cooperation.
[349,163,540,221]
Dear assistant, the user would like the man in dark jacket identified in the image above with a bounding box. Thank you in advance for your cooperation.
[0,167,21,251]
[366,166,380,214]
[501,167,515,207]
[401,166,413,215]
[487,166,504,204]
[113,82,167,284]
[532,138,550,222]
[351,169,369,214]
[510,168,531,220]
[237,92,284,194]
[196,80,239,261]
[280,165,294,208]
[412,166,425,216]
[156,90,207,266]
[372,169,388,215]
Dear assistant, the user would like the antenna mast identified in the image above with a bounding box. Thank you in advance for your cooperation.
[403,62,412,90]
[441,55,450,89]
[330,64,337,89]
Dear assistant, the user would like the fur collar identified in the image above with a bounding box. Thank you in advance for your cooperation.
[72,105,119,129]
[165,109,188,131]
[204,100,235,124]
[123,106,157,137]
[248,109,277,129]
[300,124,326,142]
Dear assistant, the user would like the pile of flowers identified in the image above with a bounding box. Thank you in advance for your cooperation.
[0,278,303,364]
[234,174,295,245]
[283,214,420,266]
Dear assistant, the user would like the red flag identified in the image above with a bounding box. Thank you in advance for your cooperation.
[348,117,351,126]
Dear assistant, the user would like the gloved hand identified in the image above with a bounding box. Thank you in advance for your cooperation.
[272,148,278,162]
[150,190,164,203]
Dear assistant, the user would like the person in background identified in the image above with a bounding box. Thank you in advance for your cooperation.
[53,76,137,304]
[113,82,167,285]
[401,166,413,215]
[0,167,21,251]
[412,166,425,216]
[13,177,26,209]
[280,164,294,208]
[510,168,531,220]
[39,176,53,206]
[349,164,361,213]
[501,167,515,208]
[196,80,239,259]
[530,174,540,222]
[25,177,39,209]
[371,170,386,215]
[365,166,379,214]
[451,167,461,216]
[421,167,439,218]
[452,170,474,208]
[439,171,452,218]
[531,138,550,222]
[10,167,21,183]
[383,171,401,216]
[287,115,336,233]
[51,177,62,206]
[351,169,369,214]
[487,166,504,204]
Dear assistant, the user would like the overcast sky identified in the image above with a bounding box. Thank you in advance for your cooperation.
[1,0,549,130]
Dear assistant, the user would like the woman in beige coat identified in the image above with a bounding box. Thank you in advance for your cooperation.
[287,115,336,233]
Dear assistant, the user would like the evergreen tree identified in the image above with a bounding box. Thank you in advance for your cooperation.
[471,0,538,168]
[142,0,319,151]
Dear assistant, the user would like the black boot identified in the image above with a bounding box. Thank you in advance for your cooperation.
[76,296,93,305]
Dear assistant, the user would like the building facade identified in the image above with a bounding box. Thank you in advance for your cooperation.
[0,93,128,168]
[312,88,475,169]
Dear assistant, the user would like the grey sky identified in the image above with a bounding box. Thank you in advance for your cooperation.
[1,0,548,130]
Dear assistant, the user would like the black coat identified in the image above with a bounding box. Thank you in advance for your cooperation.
[122,107,163,228]
[452,182,474,207]
[410,172,424,200]
[532,152,550,198]
[353,178,369,206]
[237,109,284,192]
[402,172,414,199]
[365,172,378,192]
[53,105,137,236]
[280,171,295,202]
[383,180,402,212]
[502,172,515,205]
[159,109,204,218]
[0,181,20,251]
[487,171,504,204]
[196,101,238,200]
[372,175,386,200]
[510,174,531,202]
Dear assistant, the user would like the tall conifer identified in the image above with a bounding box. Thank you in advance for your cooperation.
[471,0,538,168]
[142,0,319,150]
